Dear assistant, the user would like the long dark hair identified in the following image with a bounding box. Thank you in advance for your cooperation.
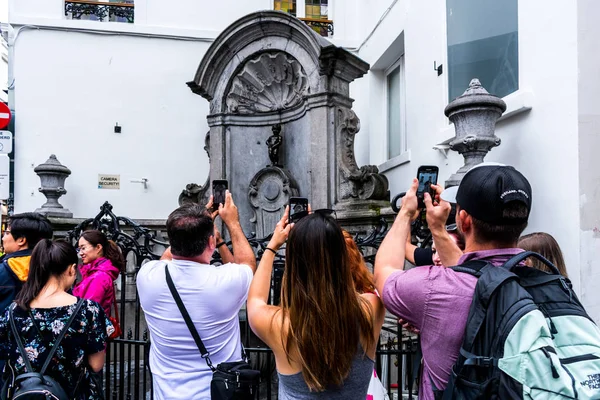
[16,240,78,310]
[280,213,375,391]
[80,230,126,272]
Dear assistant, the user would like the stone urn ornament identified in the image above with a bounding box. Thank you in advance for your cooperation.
[444,79,507,187]
[34,154,73,218]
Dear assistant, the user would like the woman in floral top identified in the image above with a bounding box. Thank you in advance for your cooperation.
[0,239,111,400]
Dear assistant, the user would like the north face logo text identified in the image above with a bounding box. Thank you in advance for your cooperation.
[581,373,600,390]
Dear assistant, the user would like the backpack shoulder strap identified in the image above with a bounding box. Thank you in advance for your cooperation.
[450,260,490,277]
[39,299,85,375]
[9,304,34,373]
[164,263,216,371]
[501,251,562,275]
[454,263,520,351]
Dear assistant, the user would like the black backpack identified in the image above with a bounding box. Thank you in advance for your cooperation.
[2,299,84,400]
[441,252,600,399]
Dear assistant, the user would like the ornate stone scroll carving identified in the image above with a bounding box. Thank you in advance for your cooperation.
[178,132,211,206]
[337,107,389,201]
[226,52,309,115]
[248,167,299,238]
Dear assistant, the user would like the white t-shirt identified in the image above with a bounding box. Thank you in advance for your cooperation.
[137,259,253,400]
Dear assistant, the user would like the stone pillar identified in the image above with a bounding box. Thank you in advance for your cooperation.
[444,79,507,187]
[34,154,73,218]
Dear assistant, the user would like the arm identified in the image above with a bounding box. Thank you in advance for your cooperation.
[215,225,234,264]
[424,184,462,267]
[374,179,419,295]
[219,191,257,273]
[87,351,105,372]
[247,207,291,347]
[405,234,417,265]
[360,292,386,358]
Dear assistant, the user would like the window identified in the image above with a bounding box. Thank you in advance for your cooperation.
[274,0,333,37]
[274,0,297,16]
[65,0,135,24]
[446,0,518,100]
[305,0,328,19]
[386,56,407,160]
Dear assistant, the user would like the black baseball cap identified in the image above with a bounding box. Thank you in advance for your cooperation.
[440,162,532,224]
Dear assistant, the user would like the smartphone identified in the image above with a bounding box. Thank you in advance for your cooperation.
[416,166,439,209]
[289,197,309,224]
[212,180,228,211]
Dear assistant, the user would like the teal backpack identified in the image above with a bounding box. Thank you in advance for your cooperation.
[442,251,600,399]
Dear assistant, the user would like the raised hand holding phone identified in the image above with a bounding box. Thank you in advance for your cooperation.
[416,166,439,209]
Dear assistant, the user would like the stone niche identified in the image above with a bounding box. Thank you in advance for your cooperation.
[188,11,390,236]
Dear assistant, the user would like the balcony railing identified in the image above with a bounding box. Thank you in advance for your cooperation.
[299,17,334,37]
[65,0,134,23]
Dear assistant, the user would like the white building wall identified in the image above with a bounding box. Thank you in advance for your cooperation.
[11,29,211,219]
[577,0,600,323]
[351,0,588,314]
[7,0,362,220]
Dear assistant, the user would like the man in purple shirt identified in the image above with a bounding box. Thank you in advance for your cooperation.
[374,163,532,400]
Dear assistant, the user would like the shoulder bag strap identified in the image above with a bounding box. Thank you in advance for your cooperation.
[164,264,216,371]
[111,284,120,324]
[39,299,85,375]
[9,304,34,373]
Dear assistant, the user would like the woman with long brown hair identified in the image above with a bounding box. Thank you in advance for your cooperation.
[247,208,385,398]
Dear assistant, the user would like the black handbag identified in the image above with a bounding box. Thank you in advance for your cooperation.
[165,265,260,399]
[2,299,84,400]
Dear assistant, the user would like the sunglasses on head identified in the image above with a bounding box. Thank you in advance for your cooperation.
[289,209,337,223]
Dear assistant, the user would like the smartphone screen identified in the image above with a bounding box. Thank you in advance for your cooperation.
[416,166,439,208]
[289,197,309,224]
[212,180,228,210]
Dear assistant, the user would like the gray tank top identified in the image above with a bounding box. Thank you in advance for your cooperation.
[277,346,375,400]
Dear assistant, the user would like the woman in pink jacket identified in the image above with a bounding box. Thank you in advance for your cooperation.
[73,230,125,316]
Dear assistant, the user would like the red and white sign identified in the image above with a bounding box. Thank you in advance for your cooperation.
[0,103,11,130]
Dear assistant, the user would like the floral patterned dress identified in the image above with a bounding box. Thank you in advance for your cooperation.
[0,298,111,400]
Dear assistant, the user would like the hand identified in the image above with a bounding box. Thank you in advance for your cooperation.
[400,178,419,221]
[218,191,239,227]
[268,206,293,251]
[424,184,451,232]
[205,195,219,220]
[398,318,420,334]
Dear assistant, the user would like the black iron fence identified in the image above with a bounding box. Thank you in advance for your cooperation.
[65,202,419,399]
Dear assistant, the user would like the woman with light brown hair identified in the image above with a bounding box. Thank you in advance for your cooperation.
[247,208,385,399]
[518,232,568,277]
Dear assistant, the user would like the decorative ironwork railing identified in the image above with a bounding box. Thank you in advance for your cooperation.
[299,17,334,36]
[65,0,135,23]
[64,202,417,399]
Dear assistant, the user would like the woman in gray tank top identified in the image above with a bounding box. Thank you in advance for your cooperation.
[247,208,385,399]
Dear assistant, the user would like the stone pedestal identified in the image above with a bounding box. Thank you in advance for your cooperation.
[34,155,73,218]
[444,79,507,187]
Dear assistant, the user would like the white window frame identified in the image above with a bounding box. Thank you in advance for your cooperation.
[382,55,409,167]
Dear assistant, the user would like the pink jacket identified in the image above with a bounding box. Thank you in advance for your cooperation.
[73,257,120,316]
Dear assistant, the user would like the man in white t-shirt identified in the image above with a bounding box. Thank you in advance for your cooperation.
[137,191,257,400]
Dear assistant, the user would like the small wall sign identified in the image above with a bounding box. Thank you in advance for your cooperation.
[98,174,120,189]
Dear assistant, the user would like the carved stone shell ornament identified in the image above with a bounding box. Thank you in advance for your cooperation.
[226,52,309,114]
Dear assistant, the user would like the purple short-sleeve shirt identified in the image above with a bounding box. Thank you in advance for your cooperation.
[381,248,524,400]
